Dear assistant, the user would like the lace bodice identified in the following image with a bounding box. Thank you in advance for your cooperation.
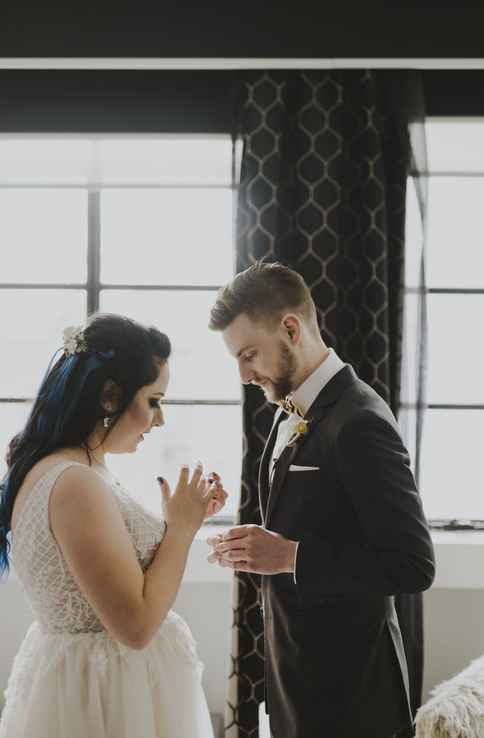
[11,460,166,635]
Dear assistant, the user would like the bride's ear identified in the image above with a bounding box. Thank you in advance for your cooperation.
[100,379,122,413]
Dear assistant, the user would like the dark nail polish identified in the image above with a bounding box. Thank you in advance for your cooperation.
[156,476,164,484]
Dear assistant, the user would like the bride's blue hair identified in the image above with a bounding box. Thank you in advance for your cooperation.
[0,313,171,578]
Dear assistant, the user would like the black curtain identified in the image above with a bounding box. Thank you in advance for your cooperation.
[226,69,427,738]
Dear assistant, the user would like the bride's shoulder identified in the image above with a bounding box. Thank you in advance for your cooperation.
[12,452,97,532]
[26,451,86,482]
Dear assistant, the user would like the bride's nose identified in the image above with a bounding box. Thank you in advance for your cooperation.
[152,407,164,428]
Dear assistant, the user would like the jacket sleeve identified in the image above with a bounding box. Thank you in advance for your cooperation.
[294,409,435,597]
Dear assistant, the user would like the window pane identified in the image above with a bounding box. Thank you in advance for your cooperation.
[97,137,232,186]
[0,402,32,479]
[0,290,86,397]
[100,189,234,286]
[0,138,92,185]
[0,136,232,186]
[0,190,87,283]
[404,176,423,289]
[106,404,242,518]
[420,409,484,519]
[427,294,484,404]
[426,118,484,173]
[100,290,241,400]
[427,177,484,288]
[396,407,417,477]
[401,292,419,406]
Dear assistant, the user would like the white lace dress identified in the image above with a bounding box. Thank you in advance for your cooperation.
[0,459,214,738]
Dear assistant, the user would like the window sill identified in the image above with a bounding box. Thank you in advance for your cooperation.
[186,527,484,588]
[430,529,484,589]
[7,529,483,589]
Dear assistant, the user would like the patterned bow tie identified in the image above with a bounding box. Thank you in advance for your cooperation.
[278,396,305,418]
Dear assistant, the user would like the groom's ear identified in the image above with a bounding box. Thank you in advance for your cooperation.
[281,314,301,344]
[100,379,122,413]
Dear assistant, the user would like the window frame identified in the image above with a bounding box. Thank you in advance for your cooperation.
[0,132,240,525]
[419,116,484,526]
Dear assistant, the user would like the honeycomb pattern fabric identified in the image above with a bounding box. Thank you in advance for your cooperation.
[226,70,420,738]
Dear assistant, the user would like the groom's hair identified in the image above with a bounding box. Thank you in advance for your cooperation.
[209,261,319,335]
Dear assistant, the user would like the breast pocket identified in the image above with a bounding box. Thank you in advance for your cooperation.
[288,465,320,472]
[285,466,322,503]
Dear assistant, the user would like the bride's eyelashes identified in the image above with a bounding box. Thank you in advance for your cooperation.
[149,399,162,409]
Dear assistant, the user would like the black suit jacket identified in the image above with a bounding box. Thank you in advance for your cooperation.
[259,365,435,738]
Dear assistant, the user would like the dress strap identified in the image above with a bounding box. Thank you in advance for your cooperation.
[13,460,85,541]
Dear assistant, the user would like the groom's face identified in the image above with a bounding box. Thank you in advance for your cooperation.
[222,313,298,403]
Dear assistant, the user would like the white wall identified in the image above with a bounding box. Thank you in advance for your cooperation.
[422,588,484,701]
[173,581,233,719]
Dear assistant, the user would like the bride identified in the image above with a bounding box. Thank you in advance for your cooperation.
[0,312,227,738]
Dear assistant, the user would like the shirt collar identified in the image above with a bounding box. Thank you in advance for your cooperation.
[291,348,346,416]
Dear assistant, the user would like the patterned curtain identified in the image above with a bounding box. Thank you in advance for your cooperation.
[225,70,427,738]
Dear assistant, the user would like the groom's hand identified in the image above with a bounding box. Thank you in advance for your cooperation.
[206,525,298,575]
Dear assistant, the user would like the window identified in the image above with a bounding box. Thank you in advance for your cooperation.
[418,119,484,521]
[0,134,242,521]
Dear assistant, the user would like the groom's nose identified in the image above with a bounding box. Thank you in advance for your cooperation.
[239,364,255,385]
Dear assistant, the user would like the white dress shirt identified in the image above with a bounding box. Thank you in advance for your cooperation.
[269,347,347,582]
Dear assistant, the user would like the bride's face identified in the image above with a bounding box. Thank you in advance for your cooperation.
[104,360,170,454]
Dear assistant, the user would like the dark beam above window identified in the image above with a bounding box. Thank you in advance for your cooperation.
[0,71,237,133]
[2,5,484,59]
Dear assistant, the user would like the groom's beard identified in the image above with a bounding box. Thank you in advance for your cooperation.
[262,342,298,402]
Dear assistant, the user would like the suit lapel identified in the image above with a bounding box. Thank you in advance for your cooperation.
[264,365,358,528]
[264,441,299,525]
[258,407,285,524]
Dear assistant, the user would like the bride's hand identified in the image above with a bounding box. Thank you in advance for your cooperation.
[204,471,228,519]
[158,463,212,537]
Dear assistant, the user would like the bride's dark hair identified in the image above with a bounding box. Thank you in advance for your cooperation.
[0,312,171,578]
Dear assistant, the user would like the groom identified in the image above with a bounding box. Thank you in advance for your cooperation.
[207,262,435,738]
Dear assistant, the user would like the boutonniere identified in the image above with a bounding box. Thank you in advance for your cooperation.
[286,417,310,447]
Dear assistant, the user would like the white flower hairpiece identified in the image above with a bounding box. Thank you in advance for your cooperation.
[62,325,88,356]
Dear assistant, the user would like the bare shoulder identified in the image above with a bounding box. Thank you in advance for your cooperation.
[40,457,148,649]
[48,461,118,532]
[12,452,94,532]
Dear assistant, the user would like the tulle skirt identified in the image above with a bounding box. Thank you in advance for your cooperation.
[0,611,215,738]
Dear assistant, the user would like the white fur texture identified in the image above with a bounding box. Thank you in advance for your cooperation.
[415,655,484,738]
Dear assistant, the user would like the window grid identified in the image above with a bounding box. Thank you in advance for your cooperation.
[0,137,240,524]
[420,121,484,524]
[0,189,240,410]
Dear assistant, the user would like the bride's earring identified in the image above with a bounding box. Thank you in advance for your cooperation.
[103,405,112,428]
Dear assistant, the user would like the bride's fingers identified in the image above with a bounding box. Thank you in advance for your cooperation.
[178,465,189,487]
[190,462,204,489]
[157,476,171,503]
[211,488,228,504]
[202,481,218,499]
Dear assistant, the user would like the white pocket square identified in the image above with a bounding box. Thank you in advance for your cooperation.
[288,464,320,472]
